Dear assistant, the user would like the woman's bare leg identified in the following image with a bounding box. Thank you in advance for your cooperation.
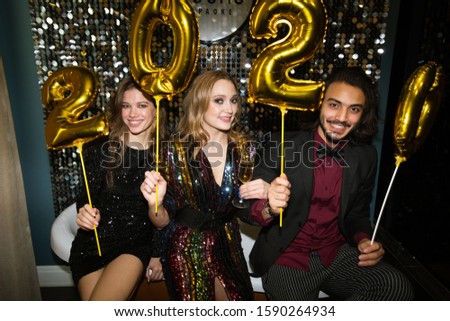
[79,254,144,300]
[214,277,229,301]
[77,269,103,300]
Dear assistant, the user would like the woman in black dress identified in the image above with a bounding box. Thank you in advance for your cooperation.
[69,76,167,300]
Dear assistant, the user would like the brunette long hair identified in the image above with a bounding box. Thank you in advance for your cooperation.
[105,75,167,185]
[107,75,167,144]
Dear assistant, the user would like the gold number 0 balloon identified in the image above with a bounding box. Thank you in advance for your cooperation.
[42,66,109,150]
[248,0,327,110]
[42,66,107,256]
[394,61,444,166]
[129,0,199,100]
[129,0,199,213]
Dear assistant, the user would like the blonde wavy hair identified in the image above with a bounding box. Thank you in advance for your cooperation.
[176,70,243,153]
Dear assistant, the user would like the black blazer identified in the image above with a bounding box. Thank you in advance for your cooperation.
[249,130,377,276]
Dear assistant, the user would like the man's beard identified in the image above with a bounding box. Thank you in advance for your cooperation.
[319,120,351,146]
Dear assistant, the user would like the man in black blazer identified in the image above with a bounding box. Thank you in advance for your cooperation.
[242,67,414,300]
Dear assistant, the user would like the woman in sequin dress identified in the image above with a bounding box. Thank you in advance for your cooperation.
[141,70,268,300]
[69,76,167,300]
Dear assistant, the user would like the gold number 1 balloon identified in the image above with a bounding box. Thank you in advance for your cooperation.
[393,61,444,166]
[372,61,444,244]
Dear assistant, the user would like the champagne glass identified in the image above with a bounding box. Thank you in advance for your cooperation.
[232,142,256,208]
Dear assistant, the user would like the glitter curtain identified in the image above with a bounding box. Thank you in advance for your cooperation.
[28,0,390,216]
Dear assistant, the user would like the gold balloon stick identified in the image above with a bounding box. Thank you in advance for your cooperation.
[77,143,102,256]
[278,107,287,227]
[154,98,161,215]
[370,158,404,245]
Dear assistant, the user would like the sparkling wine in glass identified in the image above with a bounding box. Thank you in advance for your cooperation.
[238,160,254,184]
[233,143,256,208]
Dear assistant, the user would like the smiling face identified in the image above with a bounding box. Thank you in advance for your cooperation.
[318,81,366,147]
[121,87,156,148]
[201,78,240,137]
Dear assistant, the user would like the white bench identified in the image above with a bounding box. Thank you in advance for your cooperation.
[50,203,78,263]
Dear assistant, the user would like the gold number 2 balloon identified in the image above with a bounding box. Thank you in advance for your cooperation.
[248,0,328,226]
[248,0,327,111]
[42,66,109,150]
[372,61,444,244]
[42,66,108,256]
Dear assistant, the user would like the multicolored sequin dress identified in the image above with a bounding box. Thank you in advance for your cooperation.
[161,140,254,300]
[69,139,161,284]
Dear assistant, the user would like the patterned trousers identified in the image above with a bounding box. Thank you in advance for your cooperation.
[262,243,414,300]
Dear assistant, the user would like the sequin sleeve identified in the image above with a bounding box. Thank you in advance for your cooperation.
[150,226,164,257]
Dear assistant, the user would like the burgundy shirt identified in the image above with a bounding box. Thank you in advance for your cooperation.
[252,129,356,271]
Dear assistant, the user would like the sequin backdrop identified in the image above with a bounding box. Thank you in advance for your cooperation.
[28,0,390,216]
